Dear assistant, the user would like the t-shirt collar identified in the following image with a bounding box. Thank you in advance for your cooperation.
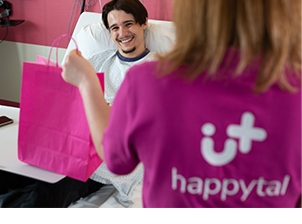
[117,49,150,62]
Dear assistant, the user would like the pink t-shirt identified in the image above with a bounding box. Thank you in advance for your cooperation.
[103,53,301,207]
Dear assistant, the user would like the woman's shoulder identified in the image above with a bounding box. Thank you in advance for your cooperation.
[125,60,160,86]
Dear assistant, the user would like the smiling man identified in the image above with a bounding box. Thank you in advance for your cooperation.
[102,0,149,58]
[88,0,156,105]
[107,9,147,57]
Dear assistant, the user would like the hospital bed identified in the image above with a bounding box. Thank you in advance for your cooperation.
[62,12,176,208]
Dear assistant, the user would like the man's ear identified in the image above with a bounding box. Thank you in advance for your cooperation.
[142,18,148,30]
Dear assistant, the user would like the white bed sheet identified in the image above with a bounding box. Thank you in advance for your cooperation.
[68,182,143,208]
[99,182,143,208]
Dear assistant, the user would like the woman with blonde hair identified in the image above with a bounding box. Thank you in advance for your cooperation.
[62,0,301,207]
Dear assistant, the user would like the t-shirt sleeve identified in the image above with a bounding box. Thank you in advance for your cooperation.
[102,68,140,175]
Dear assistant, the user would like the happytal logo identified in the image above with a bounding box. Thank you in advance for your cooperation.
[200,112,267,166]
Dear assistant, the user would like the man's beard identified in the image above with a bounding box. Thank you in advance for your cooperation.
[122,47,136,54]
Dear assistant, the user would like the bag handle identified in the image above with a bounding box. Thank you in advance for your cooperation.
[48,34,79,67]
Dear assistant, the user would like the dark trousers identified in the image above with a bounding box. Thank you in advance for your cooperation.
[0,170,104,208]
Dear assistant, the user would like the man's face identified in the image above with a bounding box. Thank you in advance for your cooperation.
[107,10,147,58]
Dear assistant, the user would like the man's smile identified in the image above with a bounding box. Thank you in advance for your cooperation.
[117,35,135,45]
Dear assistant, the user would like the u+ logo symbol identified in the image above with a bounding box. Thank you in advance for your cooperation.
[200,112,267,166]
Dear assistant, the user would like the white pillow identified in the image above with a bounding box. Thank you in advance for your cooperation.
[76,20,176,59]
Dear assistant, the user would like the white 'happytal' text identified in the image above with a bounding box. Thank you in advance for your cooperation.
[171,167,290,201]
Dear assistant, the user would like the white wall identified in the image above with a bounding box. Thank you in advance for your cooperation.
[0,41,66,102]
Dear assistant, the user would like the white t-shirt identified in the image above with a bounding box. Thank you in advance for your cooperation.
[88,49,156,105]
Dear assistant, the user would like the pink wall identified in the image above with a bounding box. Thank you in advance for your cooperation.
[0,0,173,48]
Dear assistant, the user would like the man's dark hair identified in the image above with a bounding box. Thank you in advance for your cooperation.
[102,0,148,29]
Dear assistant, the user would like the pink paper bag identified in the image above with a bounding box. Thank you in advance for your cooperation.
[36,55,56,66]
[18,35,104,182]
